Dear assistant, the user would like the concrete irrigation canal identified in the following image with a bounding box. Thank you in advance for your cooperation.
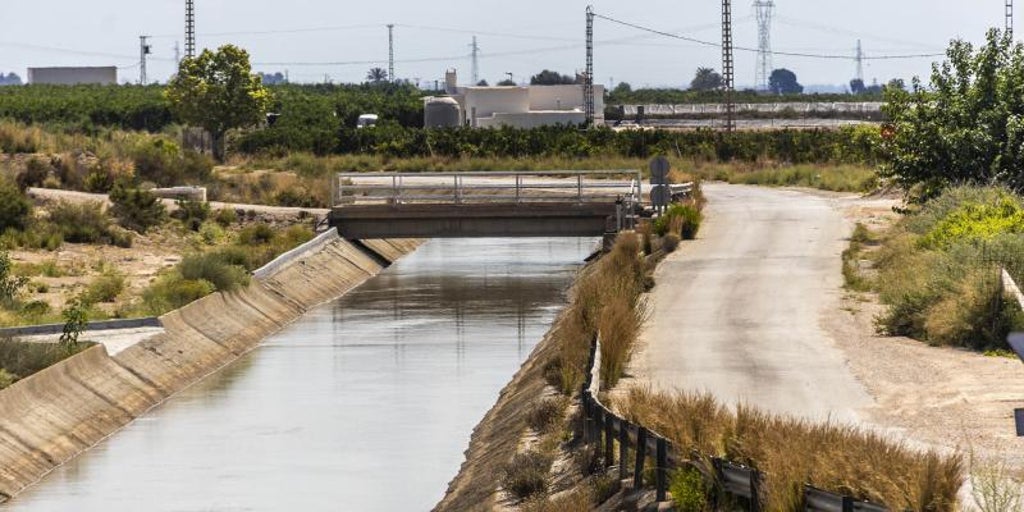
[4,237,597,512]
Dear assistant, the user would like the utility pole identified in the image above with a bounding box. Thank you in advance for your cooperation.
[387,24,395,82]
[173,41,181,66]
[139,36,152,85]
[185,0,195,58]
[584,5,595,126]
[753,0,774,92]
[470,36,480,85]
[855,39,864,83]
[722,0,735,132]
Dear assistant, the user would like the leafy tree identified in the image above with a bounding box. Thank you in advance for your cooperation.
[497,79,517,86]
[882,29,1024,201]
[850,78,866,94]
[366,67,389,84]
[612,82,633,95]
[769,68,803,94]
[59,298,88,349]
[166,45,272,160]
[529,70,577,85]
[0,179,31,233]
[690,67,723,91]
[0,72,21,86]
[258,72,287,85]
[476,79,489,86]
[886,78,906,91]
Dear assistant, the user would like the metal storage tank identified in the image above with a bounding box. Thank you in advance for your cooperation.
[424,97,461,128]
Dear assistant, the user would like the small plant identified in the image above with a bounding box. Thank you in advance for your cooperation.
[670,466,709,512]
[499,451,554,501]
[970,451,1024,512]
[0,368,15,389]
[178,253,249,292]
[83,272,126,303]
[0,250,28,307]
[48,201,112,244]
[663,233,681,253]
[59,298,88,349]
[214,208,238,227]
[526,397,566,434]
[0,179,32,233]
[238,222,275,245]
[172,200,211,231]
[16,157,50,191]
[140,273,216,315]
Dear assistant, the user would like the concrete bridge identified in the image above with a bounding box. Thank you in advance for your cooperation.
[327,171,645,239]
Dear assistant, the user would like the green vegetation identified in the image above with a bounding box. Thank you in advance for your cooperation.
[59,299,88,348]
[606,87,883,106]
[0,251,27,307]
[694,163,878,192]
[618,387,962,511]
[669,466,709,512]
[109,182,167,234]
[882,29,1024,202]
[0,179,32,233]
[0,337,90,390]
[654,204,703,240]
[849,186,1024,350]
[167,45,272,160]
[82,272,126,304]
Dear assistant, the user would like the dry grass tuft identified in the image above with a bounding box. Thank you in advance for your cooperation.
[617,387,964,511]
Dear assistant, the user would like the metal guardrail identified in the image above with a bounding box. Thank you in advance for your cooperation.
[331,171,644,208]
[581,335,889,510]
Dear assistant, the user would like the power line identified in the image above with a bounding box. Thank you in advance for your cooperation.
[592,11,945,60]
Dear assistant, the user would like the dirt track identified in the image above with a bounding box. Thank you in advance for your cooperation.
[626,183,1024,472]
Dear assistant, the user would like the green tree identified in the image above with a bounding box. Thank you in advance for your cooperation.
[850,78,866,94]
[59,298,88,349]
[0,250,28,308]
[366,67,389,84]
[497,79,517,86]
[882,29,1024,201]
[529,70,577,85]
[769,68,803,94]
[109,181,167,234]
[690,67,723,91]
[166,45,272,160]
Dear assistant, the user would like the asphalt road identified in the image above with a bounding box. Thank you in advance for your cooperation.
[630,183,872,422]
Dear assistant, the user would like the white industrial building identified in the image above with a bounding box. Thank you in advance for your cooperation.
[424,70,604,129]
[27,67,117,85]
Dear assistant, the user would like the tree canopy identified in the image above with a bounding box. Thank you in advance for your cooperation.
[366,67,389,84]
[166,45,272,160]
[530,70,577,85]
[882,29,1024,201]
[690,67,723,91]
[769,69,803,95]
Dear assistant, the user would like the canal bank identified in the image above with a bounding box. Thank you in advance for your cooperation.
[0,231,421,503]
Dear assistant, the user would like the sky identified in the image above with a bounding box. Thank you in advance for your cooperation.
[0,1,1009,89]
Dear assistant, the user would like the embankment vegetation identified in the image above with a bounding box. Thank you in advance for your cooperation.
[847,186,1024,351]
[617,388,963,511]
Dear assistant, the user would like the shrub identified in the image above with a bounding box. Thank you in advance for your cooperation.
[178,253,249,292]
[526,397,566,434]
[48,201,111,244]
[238,222,275,245]
[132,138,181,186]
[83,272,126,303]
[141,273,216,315]
[663,233,681,252]
[499,451,554,500]
[109,181,166,233]
[16,157,50,191]
[172,200,211,231]
[0,179,32,233]
[214,208,238,227]
[0,250,28,307]
[670,466,709,512]
[0,368,15,389]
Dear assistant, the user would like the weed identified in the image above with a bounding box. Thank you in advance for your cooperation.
[172,200,211,231]
[0,251,28,307]
[238,223,275,245]
[109,181,166,234]
[0,179,32,233]
[670,465,709,512]
[83,272,126,303]
[499,451,554,501]
[140,273,216,315]
[526,397,567,434]
[213,208,238,227]
[178,253,249,292]
[663,233,681,253]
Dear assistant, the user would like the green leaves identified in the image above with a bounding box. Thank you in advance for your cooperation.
[883,29,1024,201]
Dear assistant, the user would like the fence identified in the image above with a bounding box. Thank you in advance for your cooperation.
[579,336,888,511]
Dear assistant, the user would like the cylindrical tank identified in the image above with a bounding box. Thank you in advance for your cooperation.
[424,97,461,128]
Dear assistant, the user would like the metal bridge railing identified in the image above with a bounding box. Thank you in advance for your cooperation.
[331,171,644,209]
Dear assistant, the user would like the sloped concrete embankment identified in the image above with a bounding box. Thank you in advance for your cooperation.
[0,232,421,502]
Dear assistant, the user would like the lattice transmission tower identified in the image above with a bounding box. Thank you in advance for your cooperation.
[387,24,395,82]
[584,5,595,126]
[185,0,195,58]
[1008,0,1015,38]
[470,36,480,85]
[754,0,774,92]
[722,0,735,132]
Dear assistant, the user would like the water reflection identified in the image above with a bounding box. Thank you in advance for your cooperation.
[6,237,595,512]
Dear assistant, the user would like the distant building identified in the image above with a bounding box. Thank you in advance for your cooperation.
[27,67,117,85]
[424,69,604,129]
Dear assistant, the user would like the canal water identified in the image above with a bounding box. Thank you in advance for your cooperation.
[6,237,596,512]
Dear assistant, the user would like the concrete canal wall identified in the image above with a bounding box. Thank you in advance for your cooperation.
[0,231,421,502]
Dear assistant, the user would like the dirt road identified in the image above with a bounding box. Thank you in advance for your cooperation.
[628,183,873,422]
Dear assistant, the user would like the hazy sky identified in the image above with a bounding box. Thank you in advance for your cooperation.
[0,1,1008,89]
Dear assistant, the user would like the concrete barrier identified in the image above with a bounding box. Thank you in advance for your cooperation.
[0,317,162,338]
[0,235,422,501]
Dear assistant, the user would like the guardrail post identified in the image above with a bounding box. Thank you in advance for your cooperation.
[750,469,762,512]
[633,427,648,490]
[582,392,592,445]
[656,437,668,502]
[618,421,629,480]
[577,174,583,203]
[593,406,603,454]
[604,412,614,468]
